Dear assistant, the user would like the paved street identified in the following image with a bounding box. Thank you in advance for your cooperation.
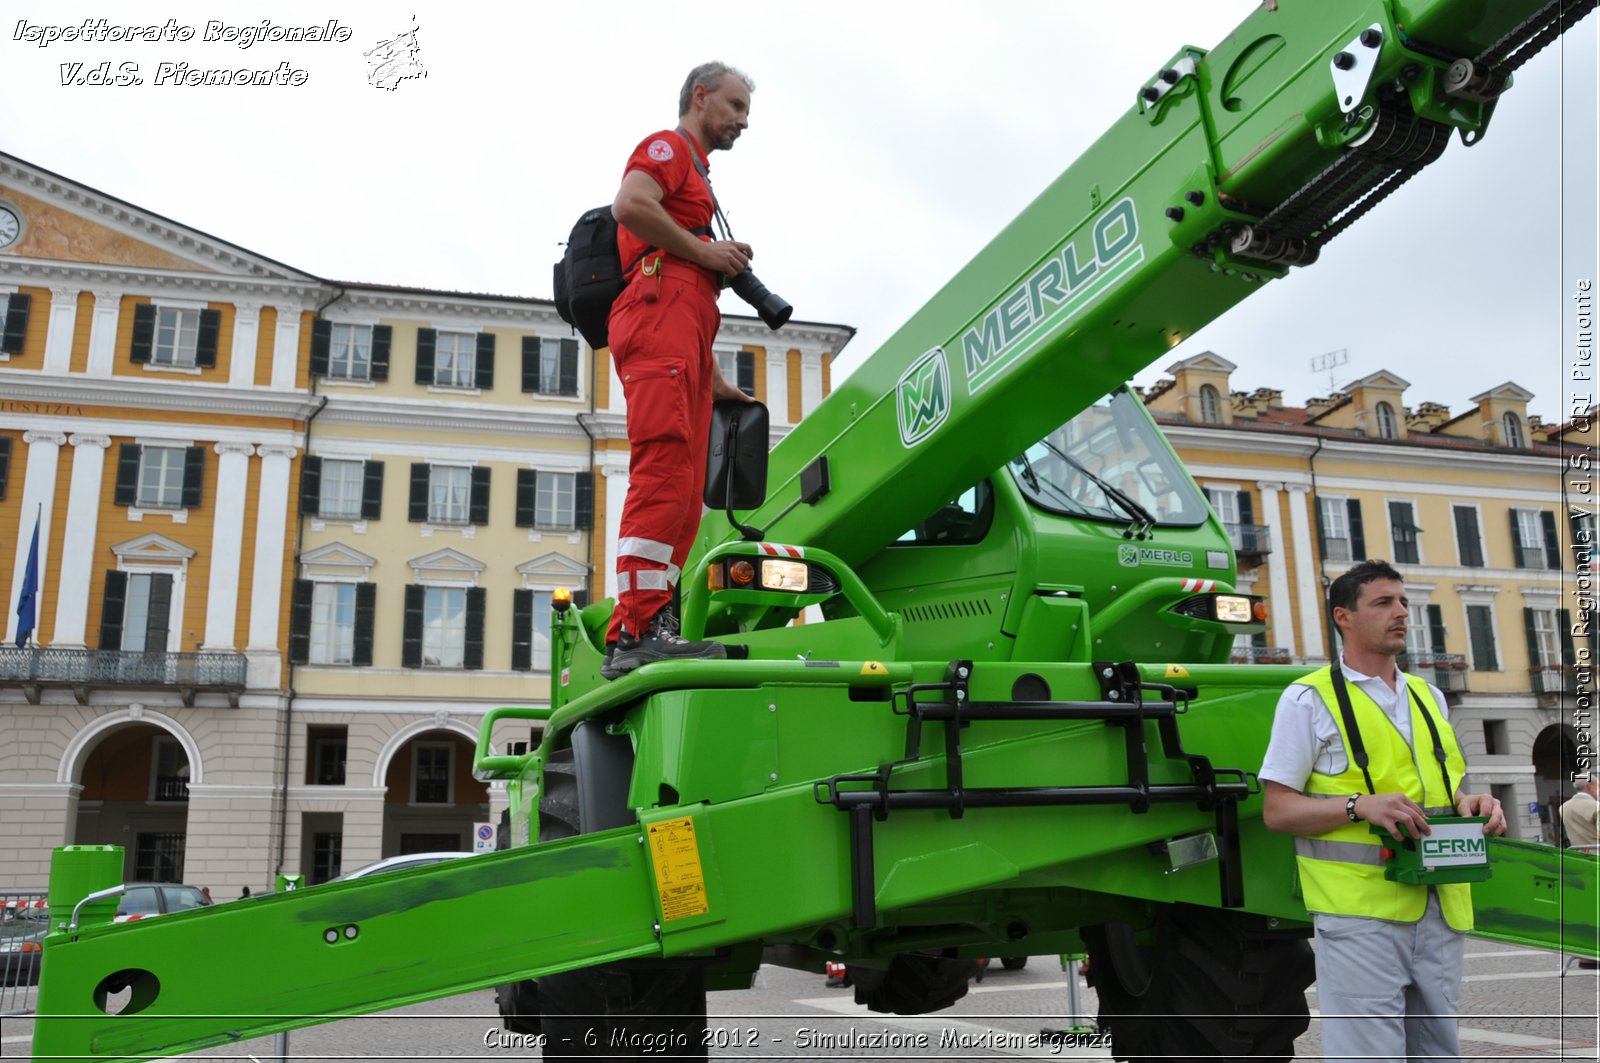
[4,940,1596,1060]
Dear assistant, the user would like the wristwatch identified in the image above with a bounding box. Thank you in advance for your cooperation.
[1346,794,1362,822]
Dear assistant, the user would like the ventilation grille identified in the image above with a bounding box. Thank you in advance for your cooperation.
[901,597,995,623]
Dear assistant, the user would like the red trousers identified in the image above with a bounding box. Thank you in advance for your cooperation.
[606,261,720,642]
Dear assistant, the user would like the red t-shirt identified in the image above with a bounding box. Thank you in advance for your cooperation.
[616,129,714,271]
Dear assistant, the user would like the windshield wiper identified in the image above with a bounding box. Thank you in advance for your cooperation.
[1036,438,1156,539]
[1013,451,1093,516]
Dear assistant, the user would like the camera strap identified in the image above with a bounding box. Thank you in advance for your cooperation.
[676,126,735,241]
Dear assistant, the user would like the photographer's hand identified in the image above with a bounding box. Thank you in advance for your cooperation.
[697,239,753,275]
[712,369,757,403]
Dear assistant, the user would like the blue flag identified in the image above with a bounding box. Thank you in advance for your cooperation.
[15,515,39,648]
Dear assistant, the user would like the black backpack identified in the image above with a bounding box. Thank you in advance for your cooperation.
[552,206,626,351]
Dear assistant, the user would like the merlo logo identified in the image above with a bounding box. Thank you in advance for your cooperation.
[896,347,951,447]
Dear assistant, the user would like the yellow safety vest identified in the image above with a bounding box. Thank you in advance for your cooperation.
[1293,665,1474,931]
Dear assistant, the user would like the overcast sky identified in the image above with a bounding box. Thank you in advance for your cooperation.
[2,2,1594,424]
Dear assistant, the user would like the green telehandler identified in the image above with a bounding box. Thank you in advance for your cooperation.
[33,1,1598,1060]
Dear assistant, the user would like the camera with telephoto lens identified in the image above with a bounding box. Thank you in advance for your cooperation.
[728,269,792,330]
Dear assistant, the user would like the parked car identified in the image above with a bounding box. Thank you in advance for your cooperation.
[1,883,211,987]
[115,883,211,921]
[1,904,49,987]
[329,851,472,882]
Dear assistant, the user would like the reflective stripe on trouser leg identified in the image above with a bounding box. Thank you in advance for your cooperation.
[618,537,675,564]
[615,570,671,594]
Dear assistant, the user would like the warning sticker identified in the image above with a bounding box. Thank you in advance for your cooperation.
[860,661,888,675]
[647,816,710,921]
[1165,664,1190,678]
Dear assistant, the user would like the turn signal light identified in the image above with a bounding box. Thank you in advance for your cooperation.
[1253,600,1268,622]
[729,560,757,586]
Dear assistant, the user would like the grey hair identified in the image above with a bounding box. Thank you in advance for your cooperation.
[679,62,754,116]
[1579,776,1598,791]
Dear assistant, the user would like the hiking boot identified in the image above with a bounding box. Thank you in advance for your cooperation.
[600,614,726,679]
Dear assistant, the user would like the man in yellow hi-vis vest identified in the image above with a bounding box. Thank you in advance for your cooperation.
[1261,560,1506,1061]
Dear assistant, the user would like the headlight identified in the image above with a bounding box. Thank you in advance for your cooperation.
[1171,592,1266,623]
[1214,595,1252,623]
[760,559,810,591]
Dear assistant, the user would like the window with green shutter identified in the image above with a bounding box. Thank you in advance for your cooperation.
[1452,505,1484,567]
[1465,604,1499,671]
[1388,500,1420,564]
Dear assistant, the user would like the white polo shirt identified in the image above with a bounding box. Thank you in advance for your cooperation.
[1259,658,1452,793]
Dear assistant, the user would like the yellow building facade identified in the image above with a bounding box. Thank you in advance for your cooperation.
[0,152,849,894]
[1148,353,1592,843]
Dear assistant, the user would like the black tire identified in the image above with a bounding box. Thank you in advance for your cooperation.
[1084,904,1314,1063]
[1000,956,1028,970]
[850,952,981,1015]
[536,748,709,1059]
[495,978,540,1036]
[540,963,707,1059]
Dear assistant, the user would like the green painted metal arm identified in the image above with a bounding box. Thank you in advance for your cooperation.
[680,541,903,645]
[1472,837,1600,956]
[32,834,663,1062]
[472,705,553,781]
[694,0,1568,580]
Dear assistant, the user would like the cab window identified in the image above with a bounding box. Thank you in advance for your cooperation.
[892,480,994,546]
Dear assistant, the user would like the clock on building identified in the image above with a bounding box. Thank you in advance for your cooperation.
[0,206,20,249]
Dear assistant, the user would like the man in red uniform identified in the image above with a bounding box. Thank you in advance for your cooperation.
[602,62,758,678]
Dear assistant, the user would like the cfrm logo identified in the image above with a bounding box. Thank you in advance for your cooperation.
[1422,837,1486,856]
[896,346,951,447]
[1117,544,1140,567]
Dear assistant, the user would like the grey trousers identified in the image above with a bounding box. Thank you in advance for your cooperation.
[1313,891,1465,1062]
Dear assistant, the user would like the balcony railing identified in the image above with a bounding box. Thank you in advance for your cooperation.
[153,775,191,801]
[0,648,247,706]
[1531,665,1572,694]
[1226,523,1272,559]
[1321,537,1353,562]
[1400,651,1469,692]
[1230,645,1294,664]
[1516,547,1554,570]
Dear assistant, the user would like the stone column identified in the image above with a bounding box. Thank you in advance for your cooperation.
[229,302,263,387]
[601,464,629,599]
[6,431,66,645]
[765,349,790,426]
[0,782,82,890]
[202,443,256,651]
[42,286,79,373]
[270,307,302,390]
[1285,483,1325,659]
[85,290,122,377]
[800,350,824,417]
[1256,481,1296,658]
[51,434,112,647]
[182,782,279,902]
[246,445,296,689]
